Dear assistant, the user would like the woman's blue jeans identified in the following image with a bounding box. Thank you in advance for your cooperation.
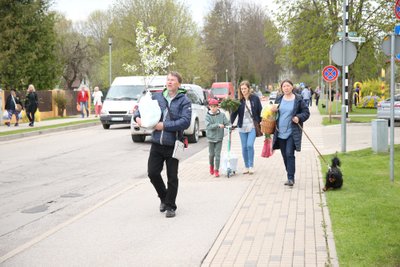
[277,136,296,182]
[239,128,256,168]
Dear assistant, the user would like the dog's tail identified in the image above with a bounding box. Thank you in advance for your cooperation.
[331,156,341,168]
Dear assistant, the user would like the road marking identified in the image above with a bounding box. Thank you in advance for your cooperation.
[0,181,145,263]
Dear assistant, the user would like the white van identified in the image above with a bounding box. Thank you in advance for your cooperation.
[130,83,208,143]
[100,76,166,129]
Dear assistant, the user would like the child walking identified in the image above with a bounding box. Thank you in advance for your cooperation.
[205,99,230,177]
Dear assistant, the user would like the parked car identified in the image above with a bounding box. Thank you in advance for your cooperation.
[100,75,166,129]
[203,89,215,104]
[268,91,278,104]
[377,94,400,124]
[130,83,208,143]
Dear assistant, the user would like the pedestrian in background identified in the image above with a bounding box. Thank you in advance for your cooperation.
[230,80,262,175]
[133,71,191,218]
[271,79,310,186]
[77,86,89,118]
[92,86,103,117]
[315,87,321,106]
[25,84,38,127]
[301,86,311,107]
[5,89,23,127]
[205,98,230,178]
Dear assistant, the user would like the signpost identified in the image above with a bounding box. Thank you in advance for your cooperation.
[395,0,400,20]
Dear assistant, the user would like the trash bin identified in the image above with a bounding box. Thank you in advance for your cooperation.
[371,119,388,153]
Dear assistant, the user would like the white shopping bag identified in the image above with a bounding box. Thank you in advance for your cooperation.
[139,91,161,128]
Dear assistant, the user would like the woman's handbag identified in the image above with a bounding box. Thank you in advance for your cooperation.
[245,103,262,137]
[12,96,22,111]
[2,110,9,120]
[253,120,263,137]
[76,103,81,112]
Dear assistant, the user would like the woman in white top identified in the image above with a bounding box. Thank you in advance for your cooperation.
[92,86,103,117]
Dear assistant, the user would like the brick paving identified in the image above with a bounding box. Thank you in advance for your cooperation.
[193,105,339,266]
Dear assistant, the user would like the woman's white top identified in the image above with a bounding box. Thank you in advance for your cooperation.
[92,91,103,105]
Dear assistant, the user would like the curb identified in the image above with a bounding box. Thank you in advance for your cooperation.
[0,121,101,142]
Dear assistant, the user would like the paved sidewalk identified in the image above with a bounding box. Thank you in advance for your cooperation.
[195,105,338,266]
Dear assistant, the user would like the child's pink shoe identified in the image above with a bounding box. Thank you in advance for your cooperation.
[214,170,220,177]
[210,165,214,175]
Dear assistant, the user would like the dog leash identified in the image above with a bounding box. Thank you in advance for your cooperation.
[297,124,329,166]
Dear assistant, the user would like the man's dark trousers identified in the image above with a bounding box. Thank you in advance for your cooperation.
[148,143,179,210]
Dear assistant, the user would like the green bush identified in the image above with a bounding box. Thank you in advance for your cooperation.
[53,91,67,117]
[360,79,388,99]
[358,95,380,109]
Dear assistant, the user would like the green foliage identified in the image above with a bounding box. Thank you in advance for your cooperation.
[0,0,61,90]
[358,95,381,109]
[220,97,240,114]
[360,79,388,98]
[276,0,395,81]
[322,146,400,266]
[53,91,67,117]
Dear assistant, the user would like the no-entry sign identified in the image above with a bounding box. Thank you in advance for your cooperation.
[395,0,400,20]
[322,65,339,82]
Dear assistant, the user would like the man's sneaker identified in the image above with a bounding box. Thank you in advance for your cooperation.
[284,180,294,186]
[242,168,249,174]
[249,167,254,174]
[166,208,175,218]
[159,202,166,212]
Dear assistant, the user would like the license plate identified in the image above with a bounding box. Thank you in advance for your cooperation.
[111,117,123,121]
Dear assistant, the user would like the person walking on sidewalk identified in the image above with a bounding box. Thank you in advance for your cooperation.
[271,79,310,186]
[25,84,38,127]
[5,89,23,127]
[92,86,103,117]
[230,80,262,175]
[77,86,89,118]
[205,98,230,178]
[133,71,191,218]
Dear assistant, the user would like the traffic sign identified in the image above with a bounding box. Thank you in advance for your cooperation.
[381,34,400,56]
[395,0,400,20]
[331,40,357,66]
[337,31,357,37]
[322,65,339,82]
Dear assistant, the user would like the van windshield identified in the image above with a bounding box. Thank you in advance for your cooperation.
[211,87,228,95]
[106,85,146,100]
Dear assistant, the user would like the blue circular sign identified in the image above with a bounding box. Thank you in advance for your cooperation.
[322,65,339,82]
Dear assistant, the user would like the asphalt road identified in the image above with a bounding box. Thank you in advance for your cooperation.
[1,125,246,266]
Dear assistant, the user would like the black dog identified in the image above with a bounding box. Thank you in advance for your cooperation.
[323,156,343,191]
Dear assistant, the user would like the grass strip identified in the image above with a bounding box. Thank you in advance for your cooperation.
[321,146,400,266]
[0,119,99,137]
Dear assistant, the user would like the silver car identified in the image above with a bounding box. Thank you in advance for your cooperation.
[268,91,278,104]
[130,84,208,143]
[377,94,400,123]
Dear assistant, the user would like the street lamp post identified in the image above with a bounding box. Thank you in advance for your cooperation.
[225,69,228,82]
[108,37,112,87]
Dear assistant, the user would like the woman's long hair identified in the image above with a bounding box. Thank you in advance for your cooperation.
[238,80,253,100]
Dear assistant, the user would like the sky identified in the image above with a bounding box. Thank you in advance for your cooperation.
[51,0,277,25]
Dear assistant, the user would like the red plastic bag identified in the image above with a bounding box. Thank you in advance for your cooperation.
[261,138,273,158]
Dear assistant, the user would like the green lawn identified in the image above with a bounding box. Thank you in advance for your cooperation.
[318,100,377,115]
[0,119,99,136]
[322,116,377,125]
[322,146,400,266]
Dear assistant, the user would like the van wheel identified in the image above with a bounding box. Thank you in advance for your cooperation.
[132,135,146,142]
[187,120,199,143]
[102,123,110,129]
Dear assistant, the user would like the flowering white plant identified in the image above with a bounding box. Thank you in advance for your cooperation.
[123,21,176,78]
